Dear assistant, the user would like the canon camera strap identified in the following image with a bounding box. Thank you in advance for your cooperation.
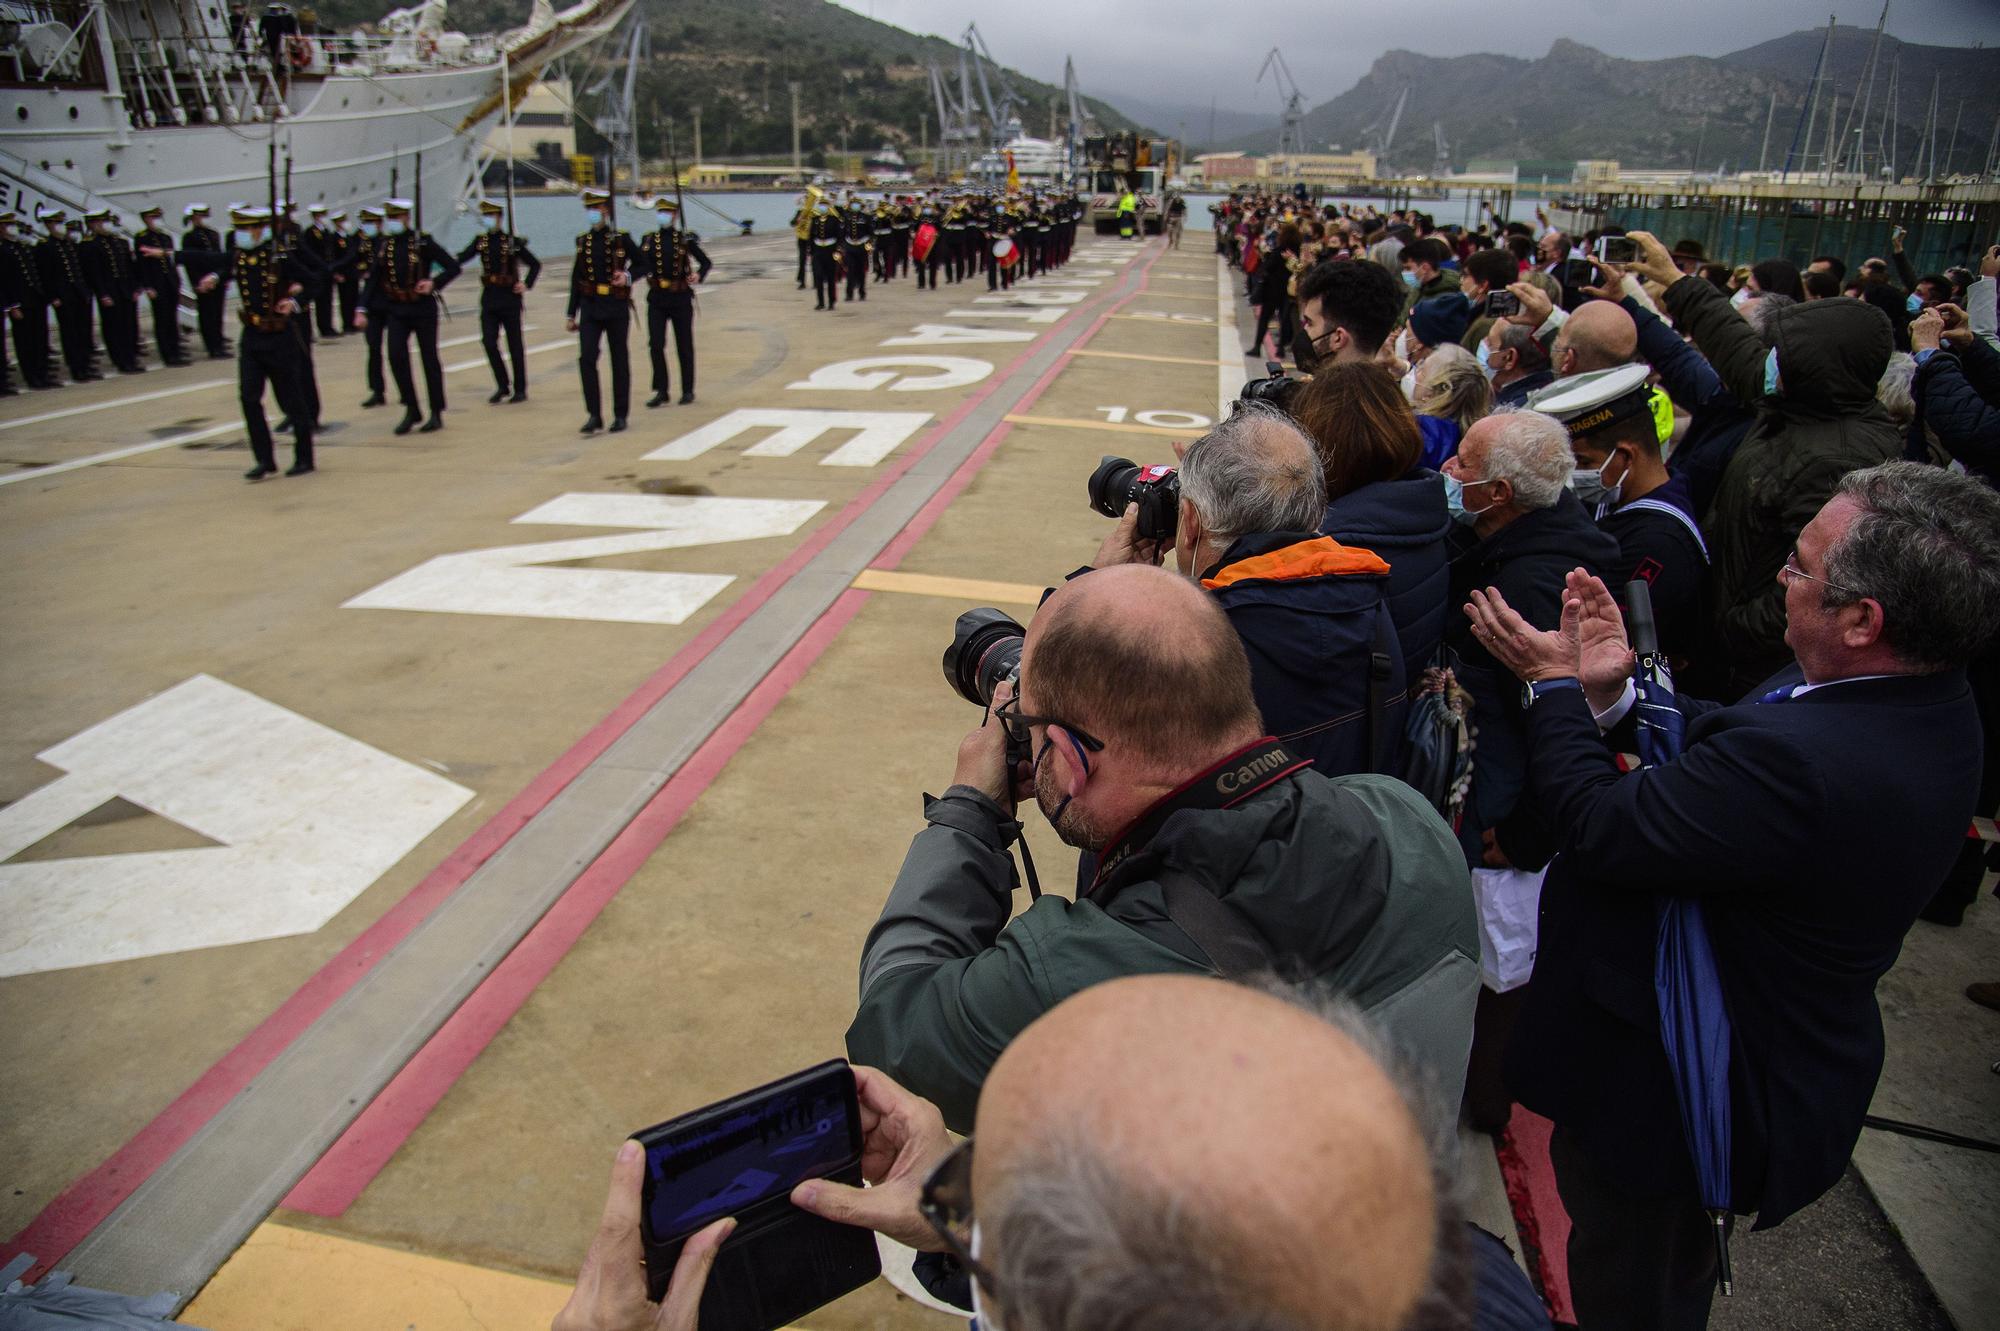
[1087,738,1309,896]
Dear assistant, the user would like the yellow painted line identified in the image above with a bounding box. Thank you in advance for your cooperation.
[184,1221,570,1331]
[184,1220,818,1331]
[853,568,1044,605]
[1003,413,1194,437]
[1108,313,1216,326]
[1067,349,1232,368]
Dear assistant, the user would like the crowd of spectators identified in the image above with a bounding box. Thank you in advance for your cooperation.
[551,195,2000,1331]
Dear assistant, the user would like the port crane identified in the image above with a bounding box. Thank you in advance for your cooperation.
[1257,48,1307,160]
[585,11,647,201]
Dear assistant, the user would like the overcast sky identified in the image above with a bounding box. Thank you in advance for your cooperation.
[832,0,2000,116]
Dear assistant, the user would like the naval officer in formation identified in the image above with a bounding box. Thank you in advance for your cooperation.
[567,188,641,435]
[180,205,320,480]
[359,198,460,435]
[640,196,710,408]
[457,199,540,404]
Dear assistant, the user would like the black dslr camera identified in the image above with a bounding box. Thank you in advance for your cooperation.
[942,607,1026,708]
[1087,455,1180,542]
[1236,358,1302,413]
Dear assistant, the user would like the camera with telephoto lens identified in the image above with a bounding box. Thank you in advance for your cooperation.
[1088,455,1181,542]
[942,607,1026,708]
[1237,359,1303,413]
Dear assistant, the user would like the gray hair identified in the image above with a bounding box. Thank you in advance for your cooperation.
[1477,408,1573,511]
[1822,461,2000,671]
[1494,321,1548,368]
[1180,401,1326,542]
[1875,352,1916,426]
[1743,291,1795,341]
[1414,344,1493,435]
[982,983,1471,1331]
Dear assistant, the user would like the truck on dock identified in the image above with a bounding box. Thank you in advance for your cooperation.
[1085,132,1177,235]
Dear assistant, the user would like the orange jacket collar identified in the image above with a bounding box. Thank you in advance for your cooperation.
[1200,536,1390,590]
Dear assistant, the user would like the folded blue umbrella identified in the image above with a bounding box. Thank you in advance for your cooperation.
[1626,580,1734,1296]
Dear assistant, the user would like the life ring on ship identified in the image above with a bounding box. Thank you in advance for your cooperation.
[286,35,313,69]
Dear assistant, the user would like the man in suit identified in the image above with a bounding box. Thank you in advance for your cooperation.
[1462,461,2000,1331]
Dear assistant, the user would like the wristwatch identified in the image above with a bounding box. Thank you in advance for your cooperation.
[1522,676,1582,709]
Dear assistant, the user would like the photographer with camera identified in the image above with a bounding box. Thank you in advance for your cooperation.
[844,564,1476,1137]
[1085,402,1416,781]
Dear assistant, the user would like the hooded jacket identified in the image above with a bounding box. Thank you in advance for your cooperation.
[1445,490,1621,860]
[1623,296,1753,521]
[1202,532,1406,779]
[847,760,1479,1136]
[1322,471,1454,674]
[1664,276,1899,695]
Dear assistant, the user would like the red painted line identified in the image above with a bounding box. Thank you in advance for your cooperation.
[284,244,1170,1215]
[285,588,874,1215]
[0,256,1155,1279]
[1495,1105,1576,1324]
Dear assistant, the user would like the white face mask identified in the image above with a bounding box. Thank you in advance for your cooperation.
[1730,285,1753,310]
[1399,364,1418,402]
[657,212,675,228]
[386,218,407,236]
[487,216,503,231]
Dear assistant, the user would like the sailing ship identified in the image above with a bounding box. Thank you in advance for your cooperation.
[1,0,632,228]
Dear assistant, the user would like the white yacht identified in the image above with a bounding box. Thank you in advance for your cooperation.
[1,0,632,229]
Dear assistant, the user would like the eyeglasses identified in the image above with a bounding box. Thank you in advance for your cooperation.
[1780,551,1858,599]
[993,695,1105,754]
[919,1137,1000,1301]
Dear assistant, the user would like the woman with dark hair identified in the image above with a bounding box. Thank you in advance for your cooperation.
[1749,258,1806,302]
[1291,362,1453,670]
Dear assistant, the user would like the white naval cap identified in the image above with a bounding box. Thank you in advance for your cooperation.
[1526,364,1656,441]
[184,201,210,216]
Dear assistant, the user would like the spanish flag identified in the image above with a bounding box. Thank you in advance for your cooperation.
[1005,150,1019,195]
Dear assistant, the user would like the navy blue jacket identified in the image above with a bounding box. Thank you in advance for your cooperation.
[1495,367,1554,409]
[1204,532,1406,779]
[1322,469,1453,674]
[1507,668,1981,1226]
[1445,492,1621,861]
[1624,296,1753,522]
[1909,341,2000,487]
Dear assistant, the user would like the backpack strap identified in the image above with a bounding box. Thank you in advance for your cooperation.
[1157,869,1273,979]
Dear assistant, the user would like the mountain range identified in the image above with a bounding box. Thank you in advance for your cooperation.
[316,0,1142,161]
[1220,27,2000,174]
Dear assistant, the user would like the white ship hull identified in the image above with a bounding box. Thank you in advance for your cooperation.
[1,0,631,231]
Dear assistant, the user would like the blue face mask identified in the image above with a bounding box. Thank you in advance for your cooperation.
[1402,269,1419,289]
[1906,292,1924,314]
[1762,347,1782,397]
[1476,340,1498,380]
[386,219,407,236]
[1444,474,1495,526]
[233,228,260,248]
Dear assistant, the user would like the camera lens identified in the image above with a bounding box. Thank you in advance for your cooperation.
[1087,455,1142,520]
[942,607,1027,707]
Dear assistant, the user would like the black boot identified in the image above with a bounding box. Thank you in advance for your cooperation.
[488,388,508,404]
[418,413,443,433]
[509,390,527,403]
[362,392,386,408]
[243,464,275,481]
[647,391,669,408]
[679,390,694,405]
[394,408,420,435]
[580,416,603,434]
[285,460,315,476]
[608,417,628,433]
